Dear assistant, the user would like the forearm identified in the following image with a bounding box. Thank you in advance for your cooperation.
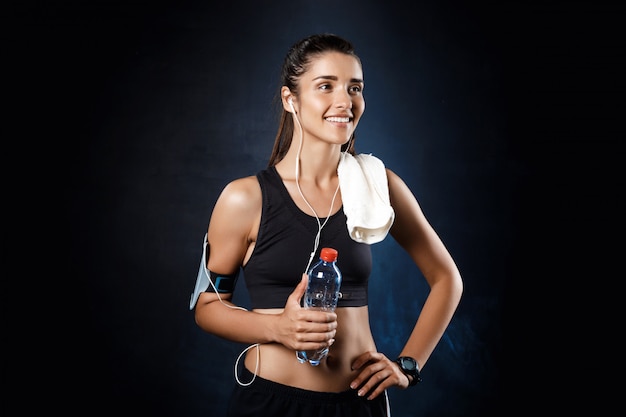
[194,293,277,345]
[400,275,463,369]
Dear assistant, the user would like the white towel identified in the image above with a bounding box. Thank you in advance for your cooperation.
[337,153,395,244]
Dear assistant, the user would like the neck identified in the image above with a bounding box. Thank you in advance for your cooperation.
[280,140,342,182]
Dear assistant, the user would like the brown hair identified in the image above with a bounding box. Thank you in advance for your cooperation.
[268,33,361,166]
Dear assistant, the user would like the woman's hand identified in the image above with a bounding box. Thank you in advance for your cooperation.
[274,274,337,351]
[350,351,410,399]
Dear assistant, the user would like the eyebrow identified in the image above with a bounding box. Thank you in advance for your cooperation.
[312,75,364,83]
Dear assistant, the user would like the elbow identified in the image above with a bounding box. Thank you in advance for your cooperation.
[193,307,203,327]
[448,267,463,305]
[194,302,208,329]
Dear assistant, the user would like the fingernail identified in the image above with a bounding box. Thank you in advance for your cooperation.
[328,339,335,346]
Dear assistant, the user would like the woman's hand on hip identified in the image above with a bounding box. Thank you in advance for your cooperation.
[350,351,410,399]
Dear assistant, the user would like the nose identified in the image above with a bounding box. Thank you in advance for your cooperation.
[334,90,352,109]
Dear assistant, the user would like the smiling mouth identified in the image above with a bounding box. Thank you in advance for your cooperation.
[325,117,350,123]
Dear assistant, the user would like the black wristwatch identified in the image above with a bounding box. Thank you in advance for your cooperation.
[395,356,422,386]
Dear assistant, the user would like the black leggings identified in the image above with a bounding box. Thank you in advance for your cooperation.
[226,367,391,417]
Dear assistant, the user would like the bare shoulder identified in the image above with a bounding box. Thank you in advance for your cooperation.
[214,175,262,216]
[207,175,262,268]
[385,167,426,233]
[209,176,262,247]
[385,168,413,198]
[385,167,399,183]
[208,175,262,235]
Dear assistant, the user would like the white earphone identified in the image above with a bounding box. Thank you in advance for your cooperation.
[288,97,295,112]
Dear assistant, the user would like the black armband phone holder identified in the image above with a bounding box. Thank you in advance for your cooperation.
[189,233,239,310]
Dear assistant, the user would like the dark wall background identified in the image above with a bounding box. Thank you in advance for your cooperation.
[10,1,622,416]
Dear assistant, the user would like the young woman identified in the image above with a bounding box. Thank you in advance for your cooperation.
[193,33,463,417]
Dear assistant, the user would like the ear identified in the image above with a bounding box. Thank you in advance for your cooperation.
[281,87,295,113]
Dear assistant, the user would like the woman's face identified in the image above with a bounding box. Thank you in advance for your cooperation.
[295,51,365,147]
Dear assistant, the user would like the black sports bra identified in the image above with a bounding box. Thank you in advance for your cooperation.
[242,166,371,309]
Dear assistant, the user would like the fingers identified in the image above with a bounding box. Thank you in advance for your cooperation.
[351,350,378,371]
[292,311,337,350]
[278,274,337,351]
[299,309,337,325]
[293,332,336,352]
[350,352,409,399]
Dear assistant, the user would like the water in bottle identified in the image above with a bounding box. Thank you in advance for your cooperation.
[297,247,342,366]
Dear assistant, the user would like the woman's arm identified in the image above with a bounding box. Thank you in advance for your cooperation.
[386,168,463,368]
[349,168,463,399]
[194,176,337,351]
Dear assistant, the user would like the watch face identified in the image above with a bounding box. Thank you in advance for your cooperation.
[400,357,416,371]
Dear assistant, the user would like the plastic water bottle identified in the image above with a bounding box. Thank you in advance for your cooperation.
[297,247,342,366]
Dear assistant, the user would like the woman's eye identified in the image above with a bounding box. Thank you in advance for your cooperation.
[350,85,362,93]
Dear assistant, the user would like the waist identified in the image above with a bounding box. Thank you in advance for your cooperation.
[237,366,360,400]
[244,306,375,392]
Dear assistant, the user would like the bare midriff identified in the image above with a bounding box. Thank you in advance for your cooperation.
[243,306,376,392]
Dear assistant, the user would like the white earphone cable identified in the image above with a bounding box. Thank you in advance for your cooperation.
[292,103,343,272]
[229,102,352,388]
[203,266,261,387]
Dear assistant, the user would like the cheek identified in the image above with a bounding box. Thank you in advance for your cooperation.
[310,100,330,116]
[354,98,365,118]
[355,94,365,109]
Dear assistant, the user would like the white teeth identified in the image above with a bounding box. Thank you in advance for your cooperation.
[326,117,350,123]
